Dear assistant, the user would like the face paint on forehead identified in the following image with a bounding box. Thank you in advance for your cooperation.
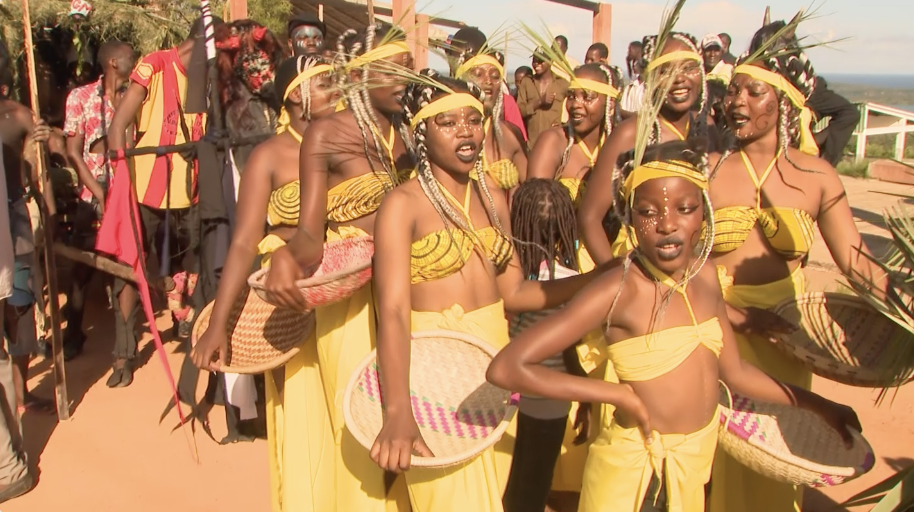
[293,25,323,40]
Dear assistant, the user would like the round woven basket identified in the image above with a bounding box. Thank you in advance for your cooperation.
[191,287,315,374]
[772,292,914,387]
[248,236,374,311]
[343,329,518,468]
[717,385,875,487]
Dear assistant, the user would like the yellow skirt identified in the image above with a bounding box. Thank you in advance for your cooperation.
[708,265,810,512]
[265,228,409,512]
[404,300,516,512]
[580,407,720,512]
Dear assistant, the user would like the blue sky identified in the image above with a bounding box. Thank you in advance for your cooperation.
[417,0,913,75]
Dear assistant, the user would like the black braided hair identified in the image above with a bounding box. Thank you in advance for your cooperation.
[333,23,413,184]
[510,179,580,278]
[606,139,715,327]
[401,69,506,239]
[556,62,624,179]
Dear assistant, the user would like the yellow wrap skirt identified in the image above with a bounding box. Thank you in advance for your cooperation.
[580,407,720,512]
[708,265,810,512]
[404,300,516,512]
[265,227,409,512]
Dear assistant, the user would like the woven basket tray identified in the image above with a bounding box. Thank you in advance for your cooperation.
[191,287,315,374]
[718,386,875,487]
[772,292,914,387]
[248,236,374,311]
[343,329,518,468]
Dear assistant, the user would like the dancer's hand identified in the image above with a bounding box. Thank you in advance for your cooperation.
[802,394,862,449]
[615,384,653,443]
[263,247,308,310]
[573,402,592,445]
[191,325,228,371]
[730,306,798,343]
[370,411,434,473]
[31,118,51,144]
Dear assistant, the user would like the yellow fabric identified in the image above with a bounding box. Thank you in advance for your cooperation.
[711,151,816,259]
[580,406,720,512]
[410,226,512,284]
[569,77,620,99]
[645,51,702,73]
[661,118,689,141]
[608,319,723,382]
[559,177,585,208]
[346,41,411,70]
[326,169,410,223]
[709,264,809,512]
[476,159,520,190]
[622,160,708,204]
[410,93,485,129]
[264,230,409,512]
[405,301,516,512]
[612,228,637,258]
[733,65,819,156]
[455,54,505,81]
[267,180,301,227]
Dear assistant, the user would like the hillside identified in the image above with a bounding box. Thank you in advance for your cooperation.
[828,82,914,109]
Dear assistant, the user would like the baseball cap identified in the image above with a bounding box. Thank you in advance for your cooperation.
[288,13,326,37]
[701,34,723,50]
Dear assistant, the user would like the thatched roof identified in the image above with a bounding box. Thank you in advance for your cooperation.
[0,0,208,61]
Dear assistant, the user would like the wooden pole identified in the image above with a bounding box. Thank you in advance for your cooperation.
[592,3,612,55]
[20,0,70,422]
[229,0,248,21]
[318,4,324,22]
[367,0,376,25]
[53,244,137,283]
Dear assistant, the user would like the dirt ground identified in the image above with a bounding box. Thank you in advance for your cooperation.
[4,175,914,511]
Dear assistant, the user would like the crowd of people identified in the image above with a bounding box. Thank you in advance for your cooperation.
[0,2,880,510]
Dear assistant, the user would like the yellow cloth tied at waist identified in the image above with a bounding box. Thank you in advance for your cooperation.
[716,264,806,310]
[257,233,288,268]
[410,300,510,350]
[607,319,723,382]
[733,65,819,156]
[455,54,505,81]
[276,64,334,134]
[581,407,719,512]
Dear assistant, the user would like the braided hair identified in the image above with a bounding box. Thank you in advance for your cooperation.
[640,33,711,146]
[556,63,624,179]
[401,70,506,239]
[457,49,508,158]
[333,23,413,184]
[511,179,580,278]
[274,55,327,121]
[714,22,818,177]
[606,139,715,327]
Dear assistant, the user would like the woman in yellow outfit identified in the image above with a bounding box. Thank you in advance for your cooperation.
[454,50,528,193]
[190,56,341,510]
[488,139,861,512]
[370,71,604,512]
[523,62,623,502]
[579,32,714,264]
[263,24,415,512]
[707,20,889,512]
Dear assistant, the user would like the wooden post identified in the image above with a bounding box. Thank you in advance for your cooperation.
[592,3,612,55]
[393,0,417,57]
[895,119,907,161]
[20,0,70,422]
[415,14,429,70]
[318,4,324,22]
[229,0,247,21]
[367,0,376,25]
[856,106,868,162]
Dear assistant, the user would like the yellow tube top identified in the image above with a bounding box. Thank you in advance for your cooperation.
[266,180,300,227]
[325,169,411,223]
[607,318,723,382]
[558,177,586,208]
[483,159,520,190]
[711,207,815,259]
[410,226,513,284]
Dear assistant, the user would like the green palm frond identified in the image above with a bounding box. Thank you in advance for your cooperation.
[515,21,576,81]
[740,2,850,67]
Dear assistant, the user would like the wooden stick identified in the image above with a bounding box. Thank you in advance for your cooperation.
[53,243,137,283]
[20,0,69,422]
[367,0,376,25]
[319,4,324,22]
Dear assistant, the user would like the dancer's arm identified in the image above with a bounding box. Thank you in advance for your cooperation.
[526,128,566,180]
[501,120,529,183]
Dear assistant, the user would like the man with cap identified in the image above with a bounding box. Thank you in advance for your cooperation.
[701,33,733,84]
[287,13,326,57]
[517,47,569,148]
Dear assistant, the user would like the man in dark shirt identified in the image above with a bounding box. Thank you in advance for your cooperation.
[718,33,737,65]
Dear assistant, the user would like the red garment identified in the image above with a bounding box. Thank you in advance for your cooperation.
[503,90,528,141]
[96,159,185,425]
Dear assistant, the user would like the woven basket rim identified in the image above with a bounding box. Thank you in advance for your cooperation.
[191,299,310,374]
[248,236,374,292]
[343,329,516,468]
[719,400,874,478]
[772,291,914,387]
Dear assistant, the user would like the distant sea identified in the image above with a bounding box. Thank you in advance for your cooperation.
[823,74,914,111]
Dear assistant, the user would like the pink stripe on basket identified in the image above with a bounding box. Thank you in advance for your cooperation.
[487,409,499,429]
[475,410,487,435]
[423,399,438,431]
[451,407,466,438]
[463,410,479,439]
[412,395,425,428]
[364,367,378,402]
[435,404,452,436]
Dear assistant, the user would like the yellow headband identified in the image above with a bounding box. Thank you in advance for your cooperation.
[645,51,702,73]
[621,160,708,204]
[283,64,334,101]
[410,93,485,129]
[569,77,620,99]
[346,41,411,70]
[733,64,819,156]
[455,54,505,80]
